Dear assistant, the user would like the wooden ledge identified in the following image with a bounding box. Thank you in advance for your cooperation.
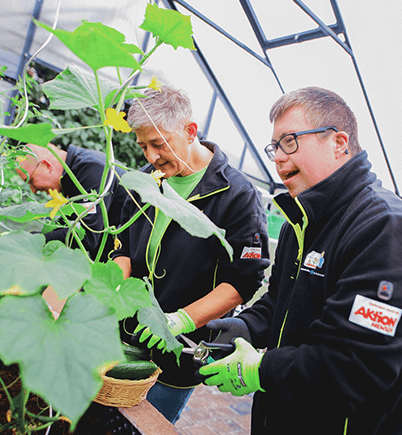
[119,400,180,435]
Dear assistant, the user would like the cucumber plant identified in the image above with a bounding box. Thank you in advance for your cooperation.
[0,3,233,433]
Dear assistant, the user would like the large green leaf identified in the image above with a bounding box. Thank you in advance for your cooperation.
[84,263,182,361]
[137,283,183,364]
[0,293,124,428]
[119,171,233,259]
[0,202,85,223]
[0,202,49,222]
[0,123,55,147]
[84,261,153,320]
[0,232,91,298]
[140,3,196,50]
[35,20,142,72]
[43,65,118,110]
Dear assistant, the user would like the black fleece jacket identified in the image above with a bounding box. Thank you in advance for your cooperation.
[239,151,402,434]
[113,141,270,387]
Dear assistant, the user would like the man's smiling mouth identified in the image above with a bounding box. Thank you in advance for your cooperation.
[281,170,299,181]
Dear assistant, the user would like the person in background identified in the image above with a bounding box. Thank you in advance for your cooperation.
[16,143,128,262]
[112,85,270,424]
[197,87,402,435]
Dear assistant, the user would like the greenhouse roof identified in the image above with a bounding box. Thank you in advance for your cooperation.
[0,0,400,195]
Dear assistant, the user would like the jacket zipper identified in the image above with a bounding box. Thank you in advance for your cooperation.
[273,197,309,347]
[272,197,349,434]
[147,185,230,280]
[273,196,309,280]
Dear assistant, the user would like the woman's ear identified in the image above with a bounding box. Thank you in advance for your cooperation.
[186,122,198,143]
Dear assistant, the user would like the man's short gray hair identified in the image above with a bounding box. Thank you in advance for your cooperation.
[269,87,362,155]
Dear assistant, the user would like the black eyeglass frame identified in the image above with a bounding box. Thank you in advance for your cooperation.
[27,160,42,187]
[264,126,338,161]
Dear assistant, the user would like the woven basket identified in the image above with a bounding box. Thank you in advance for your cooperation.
[94,367,162,408]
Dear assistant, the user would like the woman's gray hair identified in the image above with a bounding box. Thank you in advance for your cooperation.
[127,85,193,133]
[269,87,362,155]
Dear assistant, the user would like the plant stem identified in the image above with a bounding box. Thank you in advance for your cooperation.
[26,409,61,423]
[109,203,151,235]
[45,144,88,196]
[139,38,163,66]
[0,375,14,411]
[60,210,92,263]
[17,386,29,432]
[116,67,123,86]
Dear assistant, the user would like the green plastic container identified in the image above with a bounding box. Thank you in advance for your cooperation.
[267,210,286,240]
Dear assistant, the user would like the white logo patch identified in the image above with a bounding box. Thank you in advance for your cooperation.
[349,295,402,337]
[304,250,325,269]
[80,202,97,214]
[240,247,261,259]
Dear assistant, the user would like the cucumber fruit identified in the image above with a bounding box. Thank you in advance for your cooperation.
[123,345,149,362]
[106,360,158,381]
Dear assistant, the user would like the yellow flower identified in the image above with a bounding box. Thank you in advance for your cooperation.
[147,75,162,92]
[114,237,122,250]
[45,189,68,219]
[3,285,22,296]
[103,108,132,133]
[151,170,165,186]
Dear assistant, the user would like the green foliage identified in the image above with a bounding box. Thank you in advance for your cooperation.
[43,65,118,111]
[0,123,55,147]
[0,292,124,428]
[140,3,196,50]
[34,20,143,72]
[50,107,146,170]
[0,3,231,431]
[84,261,154,321]
[0,233,91,298]
[120,170,233,259]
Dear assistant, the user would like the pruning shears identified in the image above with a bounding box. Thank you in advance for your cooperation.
[181,334,234,366]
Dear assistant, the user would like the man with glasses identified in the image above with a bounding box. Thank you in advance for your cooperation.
[197,87,402,435]
[16,143,128,263]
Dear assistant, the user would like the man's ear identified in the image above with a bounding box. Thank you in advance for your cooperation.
[41,159,52,170]
[334,131,349,158]
[186,122,198,143]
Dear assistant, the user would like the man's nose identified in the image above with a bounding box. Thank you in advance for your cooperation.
[273,147,288,163]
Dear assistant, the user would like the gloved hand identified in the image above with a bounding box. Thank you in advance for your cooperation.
[197,337,265,396]
[206,317,251,353]
[134,308,196,350]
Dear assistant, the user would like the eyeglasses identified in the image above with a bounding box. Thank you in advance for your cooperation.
[264,126,338,161]
[27,161,42,187]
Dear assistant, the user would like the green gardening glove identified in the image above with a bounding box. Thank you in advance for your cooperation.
[134,308,196,351]
[198,337,265,396]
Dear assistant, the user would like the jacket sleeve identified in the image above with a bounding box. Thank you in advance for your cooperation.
[257,209,402,414]
[215,183,270,303]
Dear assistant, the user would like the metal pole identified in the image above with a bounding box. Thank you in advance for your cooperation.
[4,0,44,125]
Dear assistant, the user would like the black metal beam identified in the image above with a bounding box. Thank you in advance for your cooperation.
[170,0,272,70]
[4,0,44,125]
[295,0,399,196]
[238,0,284,93]
[162,0,278,191]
